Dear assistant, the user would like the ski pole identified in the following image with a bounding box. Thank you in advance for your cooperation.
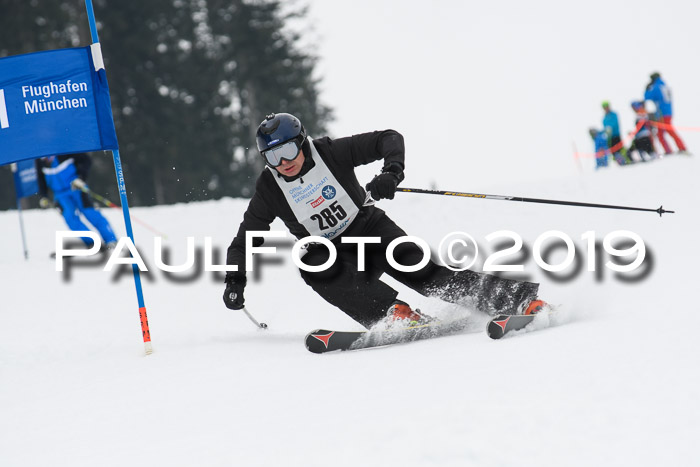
[76,185,168,236]
[16,198,29,260]
[242,307,268,329]
[397,187,675,217]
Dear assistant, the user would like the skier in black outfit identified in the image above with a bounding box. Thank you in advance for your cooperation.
[224,113,545,328]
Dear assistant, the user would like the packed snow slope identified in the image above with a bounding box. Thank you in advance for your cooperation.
[1,156,698,467]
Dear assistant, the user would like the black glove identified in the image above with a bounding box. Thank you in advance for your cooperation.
[223,275,246,310]
[365,163,404,200]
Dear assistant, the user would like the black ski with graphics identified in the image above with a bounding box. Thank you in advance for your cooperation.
[306,310,554,352]
[486,314,538,339]
[305,317,475,354]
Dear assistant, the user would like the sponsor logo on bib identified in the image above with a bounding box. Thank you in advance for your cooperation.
[322,185,336,200]
[311,196,325,208]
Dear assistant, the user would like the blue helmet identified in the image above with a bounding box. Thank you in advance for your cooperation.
[256,113,306,153]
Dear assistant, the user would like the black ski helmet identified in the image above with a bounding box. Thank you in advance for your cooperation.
[256,113,306,154]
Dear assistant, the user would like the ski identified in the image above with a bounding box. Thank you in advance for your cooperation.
[305,329,366,353]
[305,317,474,354]
[486,314,537,339]
[306,310,554,353]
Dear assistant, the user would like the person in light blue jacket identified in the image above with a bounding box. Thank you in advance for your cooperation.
[643,72,687,154]
[601,101,630,164]
[36,153,117,247]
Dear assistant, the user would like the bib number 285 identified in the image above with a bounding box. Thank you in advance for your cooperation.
[310,201,347,230]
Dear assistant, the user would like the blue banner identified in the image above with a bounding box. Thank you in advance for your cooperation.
[12,159,39,198]
[0,45,118,166]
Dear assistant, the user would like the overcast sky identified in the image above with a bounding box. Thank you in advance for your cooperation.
[303,0,699,192]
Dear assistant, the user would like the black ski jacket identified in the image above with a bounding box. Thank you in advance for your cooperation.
[226,130,405,279]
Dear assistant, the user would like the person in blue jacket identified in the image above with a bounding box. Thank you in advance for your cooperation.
[644,72,687,154]
[601,101,630,165]
[36,153,117,247]
[589,128,609,169]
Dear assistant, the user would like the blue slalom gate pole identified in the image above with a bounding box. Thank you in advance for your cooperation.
[85,0,152,354]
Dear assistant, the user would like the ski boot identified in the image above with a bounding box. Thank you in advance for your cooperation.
[387,300,432,326]
[522,299,547,315]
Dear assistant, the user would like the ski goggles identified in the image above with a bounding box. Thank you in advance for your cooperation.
[262,138,303,167]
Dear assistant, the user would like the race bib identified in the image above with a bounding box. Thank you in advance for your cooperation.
[270,138,359,239]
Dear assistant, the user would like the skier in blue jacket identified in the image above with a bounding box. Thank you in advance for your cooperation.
[36,153,117,247]
[643,72,687,154]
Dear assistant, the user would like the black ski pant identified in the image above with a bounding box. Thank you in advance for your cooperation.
[629,136,656,161]
[299,207,539,328]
